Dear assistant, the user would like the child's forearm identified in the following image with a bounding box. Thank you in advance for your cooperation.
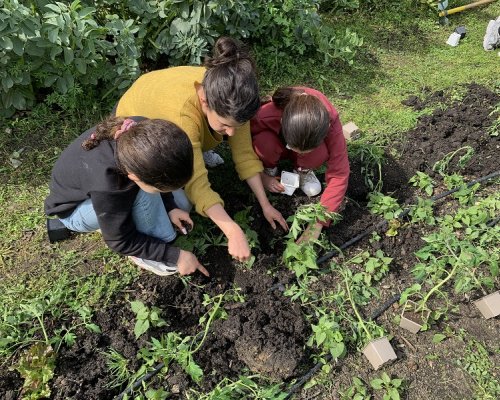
[205,203,242,236]
[245,173,272,209]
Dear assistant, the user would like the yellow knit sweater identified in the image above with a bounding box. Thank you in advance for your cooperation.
[116,66,263,216]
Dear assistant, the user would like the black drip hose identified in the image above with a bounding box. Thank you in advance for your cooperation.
[115,362,164,400]
[285,170,500,399]
[284,293,402,399]
[317,169,500,265]
[486,216,500,227]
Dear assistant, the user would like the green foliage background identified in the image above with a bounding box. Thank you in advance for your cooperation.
[0,0,364,116]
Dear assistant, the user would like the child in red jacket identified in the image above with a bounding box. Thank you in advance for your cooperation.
[250,87,350,242]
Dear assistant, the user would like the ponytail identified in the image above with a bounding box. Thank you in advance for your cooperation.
[271,87,306,110]
[82,117,126,150]
[202,37,260,123]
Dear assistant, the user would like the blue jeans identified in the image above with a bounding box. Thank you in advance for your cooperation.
[59,189,191,243]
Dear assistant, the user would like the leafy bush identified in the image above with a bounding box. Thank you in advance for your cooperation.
[0,0,363,116]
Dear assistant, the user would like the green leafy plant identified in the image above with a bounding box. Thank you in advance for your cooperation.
[12,342,56,400]
[307,310,346,360]
[130,301,167,339]
[409,171,434,196]
[459,337,500,399]
[367,192,403,221]
[144,387,170,399]
[432,146,474,176]
[186,374,287,400]
[0,0,363,115]
[132,288,244,387]
[341,267,386,347]
[103,348,131,389]
[340,376,370,400]
[370,372,404,400]
[409,197,436,225]
[137,332,203,383]
[402,222,499,328]
[283,203,339,280]
[443,173,480,205]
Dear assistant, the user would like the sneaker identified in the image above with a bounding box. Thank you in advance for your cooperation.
[203,150,224,167]
[295,169,322,197]
[128,256,178,276]
[264,166,278,176]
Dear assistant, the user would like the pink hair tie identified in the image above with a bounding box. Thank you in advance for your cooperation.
[114,118,137,140]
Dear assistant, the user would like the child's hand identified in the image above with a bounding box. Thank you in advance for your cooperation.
[178,250,209,276]
[262,204,288,231]
[168,208,193,235]
[226,224,251,262]
[261,173,285,193]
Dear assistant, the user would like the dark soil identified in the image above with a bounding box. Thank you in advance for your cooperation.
[1,84,499,400]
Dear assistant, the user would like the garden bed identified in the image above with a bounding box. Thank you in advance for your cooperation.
[1,83,498,399]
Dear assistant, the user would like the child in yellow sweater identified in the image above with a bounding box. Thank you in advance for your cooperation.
[116,37,287,262]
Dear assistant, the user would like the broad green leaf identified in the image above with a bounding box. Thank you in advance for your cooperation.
[134,319,149,339]
[432,333,446,343]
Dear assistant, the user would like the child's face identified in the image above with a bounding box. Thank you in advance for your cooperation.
[205,108,243,137]
[134,180,163,194]
[128,173,172,194]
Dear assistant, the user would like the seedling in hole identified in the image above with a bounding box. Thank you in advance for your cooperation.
[130,300,167,339]
[370,372,404,400]
[409,171,435,196]
[341,268,396,370]
[348,142,385,191]
[103,348,131,388]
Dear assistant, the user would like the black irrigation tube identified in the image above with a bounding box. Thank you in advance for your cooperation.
[285,171,500,399]
[316,169,500,265]
[283,293,403,400]
[285,214,500,400]
[116,171,500,400]
[115,362,165,400]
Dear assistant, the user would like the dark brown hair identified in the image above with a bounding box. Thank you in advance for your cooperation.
[82,118,193,191]
[273,87,330,152]
[202,37,260,123]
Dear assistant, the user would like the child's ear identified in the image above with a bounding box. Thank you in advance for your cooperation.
[195,83,208,107]
[127,173,140,183]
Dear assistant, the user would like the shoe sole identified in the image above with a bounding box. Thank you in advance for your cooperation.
[128,257,178,277]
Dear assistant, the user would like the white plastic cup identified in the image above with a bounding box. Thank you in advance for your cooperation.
[446,32,461,47]
[280,171,300,196]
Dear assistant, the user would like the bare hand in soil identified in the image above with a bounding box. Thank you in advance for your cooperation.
[227,226,251,262]
[168,208,194,235]
[177,250,209,276]
[262,204,289,231]
[262,173,285,193]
